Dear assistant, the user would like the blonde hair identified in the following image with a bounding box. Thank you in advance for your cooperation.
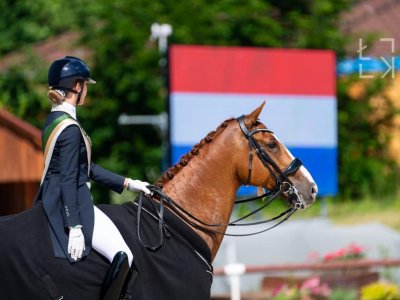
[47,89,66,104]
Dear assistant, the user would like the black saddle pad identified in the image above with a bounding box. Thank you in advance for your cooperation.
[0,198,213,300]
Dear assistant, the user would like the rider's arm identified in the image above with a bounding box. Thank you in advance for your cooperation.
[58,125,82,228]
[89,162,126,193]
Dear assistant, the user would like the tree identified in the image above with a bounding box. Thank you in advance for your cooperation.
[338,75,400,198]
[0,0,86,55]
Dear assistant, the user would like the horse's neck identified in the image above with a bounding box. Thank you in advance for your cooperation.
[163,136,240,260]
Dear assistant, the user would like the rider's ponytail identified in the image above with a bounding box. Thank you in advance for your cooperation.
[47,89,65,105]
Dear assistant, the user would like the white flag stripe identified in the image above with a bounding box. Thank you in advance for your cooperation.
[170,93,337,147]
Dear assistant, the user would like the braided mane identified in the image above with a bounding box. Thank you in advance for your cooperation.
[156,118,236,188]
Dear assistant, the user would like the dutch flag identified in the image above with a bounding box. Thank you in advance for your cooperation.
[169,45,337,196]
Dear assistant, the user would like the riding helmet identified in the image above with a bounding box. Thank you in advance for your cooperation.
[48,56,96,90]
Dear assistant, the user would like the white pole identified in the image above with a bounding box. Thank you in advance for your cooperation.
[224,243,245,300]
[224,263,246,300]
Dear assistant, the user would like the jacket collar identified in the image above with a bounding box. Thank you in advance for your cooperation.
[51,102,77,120]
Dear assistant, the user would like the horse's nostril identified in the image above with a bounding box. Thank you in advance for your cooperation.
[311,184,318,197]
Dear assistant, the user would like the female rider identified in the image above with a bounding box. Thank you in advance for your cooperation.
[35,56,148,297]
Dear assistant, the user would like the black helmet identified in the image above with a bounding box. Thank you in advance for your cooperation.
[48,56,96,90]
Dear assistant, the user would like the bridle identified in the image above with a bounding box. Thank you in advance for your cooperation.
[236,115,306,210]
[136,116,307,251]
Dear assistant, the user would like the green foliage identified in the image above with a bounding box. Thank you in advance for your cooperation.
[0,0,87,55]
[271,287,305,300]
[338,75,400,199]
[328,288,357,300]
[360,282,400,300]
[271,0,351,56]
[0,0,94,129]
[0,58,48,127]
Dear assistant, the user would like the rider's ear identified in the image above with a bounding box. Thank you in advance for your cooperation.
[245,101,265,127]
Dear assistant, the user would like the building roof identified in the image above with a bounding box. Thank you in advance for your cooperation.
[0,31,91,72]
[0,109,41,149]
[0,109,43,182]
[341,0,400,57]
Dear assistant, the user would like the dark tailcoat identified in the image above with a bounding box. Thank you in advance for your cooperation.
[35,111,125,263]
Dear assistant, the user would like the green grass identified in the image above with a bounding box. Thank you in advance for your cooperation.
[237,195,400,232]
[287,196,400,232]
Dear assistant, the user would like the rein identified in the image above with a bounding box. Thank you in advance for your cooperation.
[136,116,304,251]
[136,186,297,251]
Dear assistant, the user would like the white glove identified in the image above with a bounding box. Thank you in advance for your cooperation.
[68,225,85,261]
[127,178,151,195]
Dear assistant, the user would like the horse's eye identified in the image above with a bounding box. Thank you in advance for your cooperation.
[266,141,278,149]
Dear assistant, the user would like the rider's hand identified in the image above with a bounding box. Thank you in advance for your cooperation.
[126,178,151,195]
[68,225,85,261]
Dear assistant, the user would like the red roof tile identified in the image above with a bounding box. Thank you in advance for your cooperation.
[0,109,41,149]
[0,31,92,72]
[341,0,400,56]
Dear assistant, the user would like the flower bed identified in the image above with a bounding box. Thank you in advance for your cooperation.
[322,243,365,262]
[262,243,382,298]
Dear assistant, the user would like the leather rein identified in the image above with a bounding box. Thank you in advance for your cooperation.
[136,116,305,251]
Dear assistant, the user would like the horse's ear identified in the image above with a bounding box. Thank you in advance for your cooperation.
[245,101,265,125]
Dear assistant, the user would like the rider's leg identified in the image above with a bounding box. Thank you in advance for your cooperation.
[92,206,133,266]
[92,207,134,299]
[100,251,130,300]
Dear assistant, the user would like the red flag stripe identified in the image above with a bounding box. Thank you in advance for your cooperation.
[170,45,336,96]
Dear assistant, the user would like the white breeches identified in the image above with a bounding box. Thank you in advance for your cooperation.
[92,206,133,267]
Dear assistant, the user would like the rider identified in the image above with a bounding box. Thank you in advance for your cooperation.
[35,56,149,297]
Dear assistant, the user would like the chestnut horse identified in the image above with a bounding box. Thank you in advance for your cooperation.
[0,103,317,300]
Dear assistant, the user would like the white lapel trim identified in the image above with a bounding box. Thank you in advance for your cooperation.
[41,119,92,185]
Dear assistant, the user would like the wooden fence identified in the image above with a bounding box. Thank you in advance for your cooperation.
[214,258,400,275]
[212,259,400,300]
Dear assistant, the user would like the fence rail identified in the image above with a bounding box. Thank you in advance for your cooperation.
[213,258,400,276]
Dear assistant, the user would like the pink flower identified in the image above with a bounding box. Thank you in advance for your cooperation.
[300,277,332,298]
[321,243,366,262]
[348,243,364,255]
[335,248,346,258]
[301,277,320,290]
[271,283,285,296]
[323,253,335,261]
[318,283,332,297]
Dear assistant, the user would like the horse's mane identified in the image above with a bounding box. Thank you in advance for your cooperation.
[156,118,236,188]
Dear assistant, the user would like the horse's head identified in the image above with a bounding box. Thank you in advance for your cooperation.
[235,102,317,209]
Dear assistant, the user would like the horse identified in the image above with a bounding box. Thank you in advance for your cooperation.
[0,102,317,300]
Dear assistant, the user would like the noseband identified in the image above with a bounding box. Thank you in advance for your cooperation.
[236,115,305,209]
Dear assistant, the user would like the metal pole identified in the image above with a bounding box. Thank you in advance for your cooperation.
[118,113,168,135]
[118,23,173,171]
[150,23,173,169]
